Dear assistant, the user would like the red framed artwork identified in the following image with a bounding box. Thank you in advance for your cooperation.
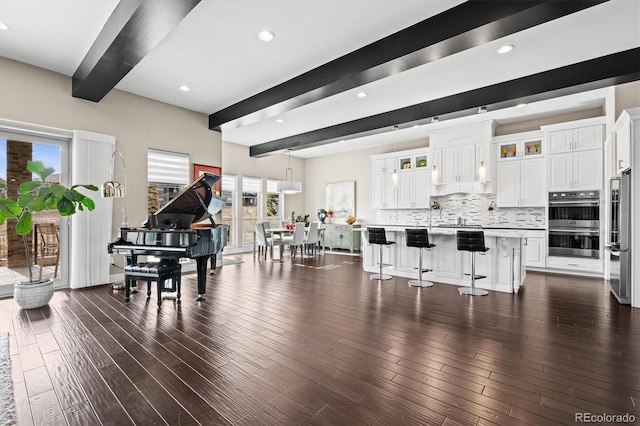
[193,164,222,196]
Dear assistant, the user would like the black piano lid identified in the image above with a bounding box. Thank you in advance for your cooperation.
[152,172,225,226]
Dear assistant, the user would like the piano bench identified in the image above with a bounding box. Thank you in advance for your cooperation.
[124,261,182,308]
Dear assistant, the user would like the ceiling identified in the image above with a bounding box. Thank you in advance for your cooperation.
[0,0,639,159]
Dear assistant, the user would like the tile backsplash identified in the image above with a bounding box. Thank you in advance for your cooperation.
[374,193,545,228]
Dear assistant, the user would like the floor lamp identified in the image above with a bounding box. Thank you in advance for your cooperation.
[102,150,128,290]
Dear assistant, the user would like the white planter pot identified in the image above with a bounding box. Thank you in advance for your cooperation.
[14,279,54,309]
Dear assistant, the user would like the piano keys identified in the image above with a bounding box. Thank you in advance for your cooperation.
[108,172,228,301]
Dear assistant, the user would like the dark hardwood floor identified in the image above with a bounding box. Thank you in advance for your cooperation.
[1,252,639,425]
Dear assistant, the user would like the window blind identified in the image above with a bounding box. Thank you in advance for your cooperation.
[222,174,236,191]
[147,149,189,185]
[243,176,262,193]
[266,179,280,193]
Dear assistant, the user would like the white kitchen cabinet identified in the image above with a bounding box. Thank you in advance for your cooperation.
[544,120,604,191]
[432,234,460,279]
[372,153,397,209]
[613,110,637,173]
[497,157,545,207]
[373,149,430,209]
[547,149,602,191]
[496,137,543,161]
[372,156,395,174]
[496,158,546,207]
[441,144,476,183]
[524,230,545,269]
[547,125,602,155]
[397,153,430,208]
[372,173,396,209]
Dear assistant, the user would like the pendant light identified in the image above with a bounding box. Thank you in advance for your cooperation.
[392,138,398,188]
[276,149,302,194]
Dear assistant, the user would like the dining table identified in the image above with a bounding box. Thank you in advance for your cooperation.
[253,225,326,261]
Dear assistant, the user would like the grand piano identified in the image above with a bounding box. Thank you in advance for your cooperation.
[108,172,228,301]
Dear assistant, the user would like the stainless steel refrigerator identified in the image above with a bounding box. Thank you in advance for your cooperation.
[607,170,631,304]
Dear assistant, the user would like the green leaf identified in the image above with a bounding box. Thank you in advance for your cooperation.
[18,181,41,194]
[16,210,32,235]
[17,193,35,208]
[64,189,85,202]
[26,160,44,174]
[0,198,22,216]
[81,197,95,210]
[48,184,66,196]
[57,197,75,216]
[72,184,99,192]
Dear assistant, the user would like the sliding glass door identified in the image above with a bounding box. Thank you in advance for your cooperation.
[0,133,68,294]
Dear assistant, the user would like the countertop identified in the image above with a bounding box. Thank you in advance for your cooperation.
[357,224,530,238]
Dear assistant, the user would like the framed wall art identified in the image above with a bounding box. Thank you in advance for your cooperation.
[193,164,222,196]
[325,181,355,218]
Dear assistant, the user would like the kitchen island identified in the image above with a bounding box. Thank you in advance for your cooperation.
[360,225,527,293]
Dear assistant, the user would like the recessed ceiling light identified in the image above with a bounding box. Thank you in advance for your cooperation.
[275,119,284,123]
[498,44,514,54]
[430,117,440,123]
[477,106,488,114]
[516,103,527,108]
[179,85,190,92]
[339,140,345,143]
[258,30,275,42]
[356,92,367,98]
[413,125,420,128]
[0,22,9,31]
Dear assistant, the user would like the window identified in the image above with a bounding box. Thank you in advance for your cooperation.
[242,177,261,245]
[0,135,66,289]
[220,174,236,246]
[266,179,282,228]
[147,149,189,213]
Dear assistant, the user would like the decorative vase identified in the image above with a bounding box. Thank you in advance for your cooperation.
[14,279,54,309]
[317,209,327,223]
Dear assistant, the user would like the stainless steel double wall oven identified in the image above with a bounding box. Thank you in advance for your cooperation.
[548,191,600,259]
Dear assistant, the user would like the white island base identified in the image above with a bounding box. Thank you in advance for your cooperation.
[361,226,527,293]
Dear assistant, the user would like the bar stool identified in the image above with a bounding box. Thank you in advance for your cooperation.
[405,228,436,287]
[457,230,489,296]
[367,227,395,280]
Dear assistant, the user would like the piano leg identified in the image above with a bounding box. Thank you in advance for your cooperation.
[209,255,217,275]
[195,256,209,301]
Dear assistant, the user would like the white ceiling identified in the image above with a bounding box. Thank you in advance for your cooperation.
[0,0,638,158]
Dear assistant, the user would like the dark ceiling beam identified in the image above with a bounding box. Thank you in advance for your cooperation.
[72,0,200,102]
[209,0,606,131]
[249,48,640,157]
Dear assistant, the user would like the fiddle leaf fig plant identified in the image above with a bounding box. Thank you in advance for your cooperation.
[0,160,98,283]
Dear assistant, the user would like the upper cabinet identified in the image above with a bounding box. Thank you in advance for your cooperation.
[493,131,546,207]
[397,151,431,208]
[542,118,605,191]
[612,108,640,174]
[547,125,602,155]
[371,154,397,209]
[430,121,496,194]
[371,149,431,209]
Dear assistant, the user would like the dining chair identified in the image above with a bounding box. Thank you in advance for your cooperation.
[304,221,321,256]
[36,223,60,279]
[282,222,305,258]
[255,222,274,260]
[262,221,280,241]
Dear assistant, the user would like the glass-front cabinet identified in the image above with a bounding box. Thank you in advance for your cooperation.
[497,137,543,161]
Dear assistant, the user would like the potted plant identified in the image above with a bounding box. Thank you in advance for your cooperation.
[0,160,98,309]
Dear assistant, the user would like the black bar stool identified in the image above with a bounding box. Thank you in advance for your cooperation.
[367,227,395,280]
[456,230,489,296]
[405,228,436,287]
